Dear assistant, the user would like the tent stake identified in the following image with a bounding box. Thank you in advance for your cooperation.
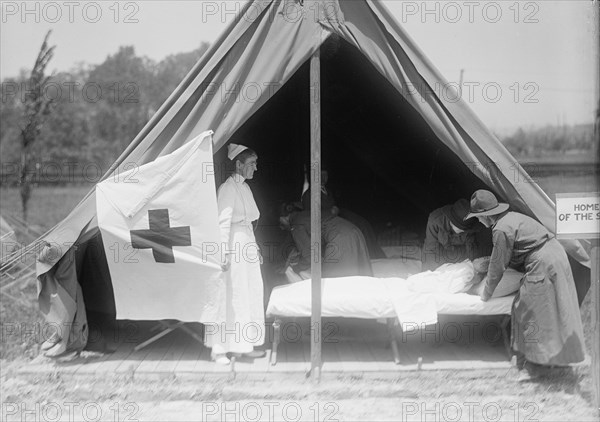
[310,48,322,382]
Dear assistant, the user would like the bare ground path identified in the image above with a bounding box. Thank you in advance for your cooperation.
[2,358,598,421]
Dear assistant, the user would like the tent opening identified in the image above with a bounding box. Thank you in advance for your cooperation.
[215,36,493,283]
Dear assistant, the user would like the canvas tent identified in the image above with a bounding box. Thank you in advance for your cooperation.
[36,0,592,352]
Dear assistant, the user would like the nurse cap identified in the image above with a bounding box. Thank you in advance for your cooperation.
[227,143,248,161]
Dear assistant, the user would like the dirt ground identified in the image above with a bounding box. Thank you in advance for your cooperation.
[2,358,599,422]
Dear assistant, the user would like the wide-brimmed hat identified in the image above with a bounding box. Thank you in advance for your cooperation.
[465,190,509,220]
[445,198,475,231]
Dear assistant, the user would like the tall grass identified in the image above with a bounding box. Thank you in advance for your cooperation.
[1,184,93,360]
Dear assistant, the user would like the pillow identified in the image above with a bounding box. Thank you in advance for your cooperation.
[407,261,476,294]
[436,261,476,294]
[371,258,422,278]
[407,271,447,293]
[471,268,523,298]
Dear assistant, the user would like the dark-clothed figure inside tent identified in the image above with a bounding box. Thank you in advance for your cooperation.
[421,198,491,271]
[300,169,386,259]
[280,203,373,279]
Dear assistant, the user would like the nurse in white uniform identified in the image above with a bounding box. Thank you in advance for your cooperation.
[205,143,265,364]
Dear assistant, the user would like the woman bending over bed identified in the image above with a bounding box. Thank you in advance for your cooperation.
[466,189,585,381]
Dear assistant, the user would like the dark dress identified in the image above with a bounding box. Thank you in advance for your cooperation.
[422,205,491,271]
[483,211,585,365]
[288,210,373,278]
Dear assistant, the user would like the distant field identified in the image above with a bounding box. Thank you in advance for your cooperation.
[516,153,598,164]
[0,184,94,237]
[534,173,598,198]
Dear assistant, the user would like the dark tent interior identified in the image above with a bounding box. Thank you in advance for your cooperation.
[213,36,493,280]
[219,37,491,224]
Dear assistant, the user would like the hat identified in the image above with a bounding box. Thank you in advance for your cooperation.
[465,190,509,220]
[445,198,475,231]
[227,143,248,161]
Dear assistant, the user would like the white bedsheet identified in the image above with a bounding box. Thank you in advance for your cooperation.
[433,291,514,315]
[268,277,400,319]
[266,276,515,322]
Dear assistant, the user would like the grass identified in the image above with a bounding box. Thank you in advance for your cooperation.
[1,173,599,419]
[1,184,93,362]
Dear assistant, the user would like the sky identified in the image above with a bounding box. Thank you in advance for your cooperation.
[1,0,597,134]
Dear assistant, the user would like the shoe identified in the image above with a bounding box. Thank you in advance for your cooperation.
[243,350,266,358]
[43,340,67,358]
[211,353,230,365]
[517,362,540,382]
[41,332,62,351]
[517,370,533,382]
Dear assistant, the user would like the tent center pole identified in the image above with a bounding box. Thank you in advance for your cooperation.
[309,48,322,382]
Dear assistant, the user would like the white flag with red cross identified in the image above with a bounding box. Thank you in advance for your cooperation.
[96,130,223,323]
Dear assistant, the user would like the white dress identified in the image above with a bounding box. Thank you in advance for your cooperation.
[205,173,265,354]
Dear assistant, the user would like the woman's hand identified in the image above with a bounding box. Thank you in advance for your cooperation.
[480,289,491,302]
[37,242,62,264]
[221,255,231,272]
[473,256,491,273]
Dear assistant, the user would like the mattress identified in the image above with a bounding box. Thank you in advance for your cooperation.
[432,291,514,315]
[267,276,399,319]
[266,276,515,321]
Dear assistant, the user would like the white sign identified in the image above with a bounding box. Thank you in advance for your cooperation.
[555,192,600,239]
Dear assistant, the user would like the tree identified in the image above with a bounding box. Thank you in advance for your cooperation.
[1,41,214,190]
[0,76,23,174]
[86,46,155,160]
[19,31,56,220]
